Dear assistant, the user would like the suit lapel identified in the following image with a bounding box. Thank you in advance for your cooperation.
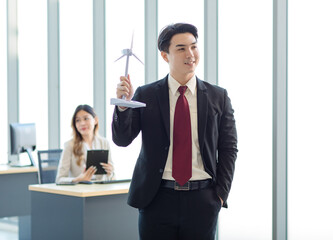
[197,78,208,154]
[156,76,170,140]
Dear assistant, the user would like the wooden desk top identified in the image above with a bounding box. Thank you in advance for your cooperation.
[29,182,130,197]
[0,165,38,175]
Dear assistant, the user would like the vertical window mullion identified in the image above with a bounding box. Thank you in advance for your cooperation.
[273,0,288,239]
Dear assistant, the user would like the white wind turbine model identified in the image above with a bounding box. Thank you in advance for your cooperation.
[110,33,146,108]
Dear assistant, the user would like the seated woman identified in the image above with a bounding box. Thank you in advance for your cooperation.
[56,104,114,183]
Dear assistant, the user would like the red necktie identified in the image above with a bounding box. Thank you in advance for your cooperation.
[172,86,192,186]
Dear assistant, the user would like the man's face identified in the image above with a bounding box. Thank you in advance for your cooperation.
[161,32,200,82]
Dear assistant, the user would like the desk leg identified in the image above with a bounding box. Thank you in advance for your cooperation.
[18,216,31,240]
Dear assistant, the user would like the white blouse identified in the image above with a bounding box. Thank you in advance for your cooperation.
[56,135,114,183]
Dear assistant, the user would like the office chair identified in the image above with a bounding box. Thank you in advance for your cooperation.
[37,149,63,184]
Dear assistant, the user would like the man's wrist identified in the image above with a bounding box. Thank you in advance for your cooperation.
[118,106,128,112]
[218,196,224,205]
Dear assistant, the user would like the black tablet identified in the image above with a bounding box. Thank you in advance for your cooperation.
[86,150,109,175]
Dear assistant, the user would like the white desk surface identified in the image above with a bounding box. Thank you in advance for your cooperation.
[0,165,38,175]
[29,182,130,197]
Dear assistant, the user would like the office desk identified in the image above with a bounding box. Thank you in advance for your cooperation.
[29,182,138,240]
[0,165,39,240]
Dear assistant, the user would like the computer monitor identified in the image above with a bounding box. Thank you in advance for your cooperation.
[10,123,37,166]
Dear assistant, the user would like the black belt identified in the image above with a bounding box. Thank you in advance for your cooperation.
[160,179,212,191]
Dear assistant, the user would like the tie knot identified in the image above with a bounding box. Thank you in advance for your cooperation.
[178,86,187,95]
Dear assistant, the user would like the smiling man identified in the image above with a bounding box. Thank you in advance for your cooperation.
[112,23,238,240]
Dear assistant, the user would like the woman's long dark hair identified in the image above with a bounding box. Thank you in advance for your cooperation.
[71,104,99,166]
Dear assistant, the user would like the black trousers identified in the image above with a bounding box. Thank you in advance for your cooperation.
[138,186,222,240]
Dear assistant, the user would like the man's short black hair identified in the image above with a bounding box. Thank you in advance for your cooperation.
[157,23,198,53]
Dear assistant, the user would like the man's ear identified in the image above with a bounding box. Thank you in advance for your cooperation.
[161,51,169,63]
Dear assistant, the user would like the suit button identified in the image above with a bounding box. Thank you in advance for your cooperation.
[159,169,164,173]
[164,146,168,151]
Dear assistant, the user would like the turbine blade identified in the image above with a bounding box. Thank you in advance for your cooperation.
[130,31,134,50]
[114,54,126,62]
[132,53,144,65]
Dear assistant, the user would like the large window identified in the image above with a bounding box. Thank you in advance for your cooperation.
[17,0,48,158]
[218,1,273,239]
[158,0,204,80]
[105,0,144,179]
[59,0,94,145]
[5,1,333,238]
[288,1,333,239]
[0,0,7,164]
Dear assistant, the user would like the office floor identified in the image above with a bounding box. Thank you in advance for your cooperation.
[0,217,18,240]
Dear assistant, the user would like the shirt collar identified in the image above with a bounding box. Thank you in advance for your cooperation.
[168,74,197,96]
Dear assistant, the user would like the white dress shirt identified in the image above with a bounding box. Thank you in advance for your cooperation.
[162,74,211,181]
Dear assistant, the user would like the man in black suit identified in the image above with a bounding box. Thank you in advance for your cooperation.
[112,23,238,240]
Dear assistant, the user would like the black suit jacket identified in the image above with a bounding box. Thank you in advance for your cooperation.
[112,75,238,209]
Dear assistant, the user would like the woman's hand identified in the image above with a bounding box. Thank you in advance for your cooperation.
[73,166,97,183]
[100,162,114,177]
